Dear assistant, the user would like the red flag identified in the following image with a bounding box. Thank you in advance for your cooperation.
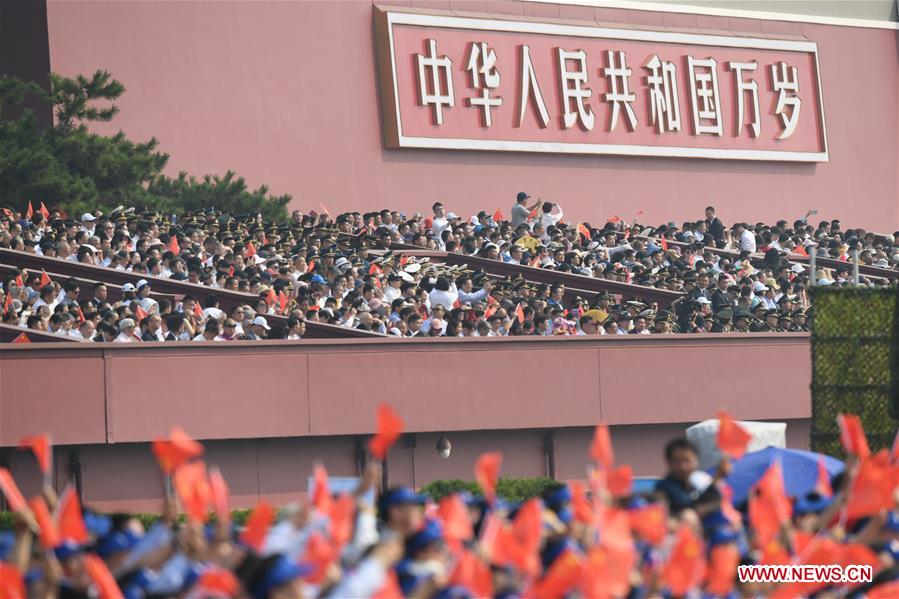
[606,215,621,223]
[303,531,338,584]
[590,424,614,469]
[19,434,51,475]
[39,202,50,219]
[569,481,593,525]
[277,290,288,314]
[868,580,899,599]
[14,274,23,288]
[475,452,502,505]
[577,223,591,241]
[450,549,493,597]
[0,468,27,511]
[168,236,180,255]
[720,483,743,527]
[29,495,60,549]
[245,240,256,258]
[845,450,899,519]
[26,201,33,220]
[240,501,275,552]
[815,457,833,497]
[581,543,635,599]
[717,410,752,459]
[192,302,203,319]
[838,413,870,458]
[623,228,631,240]
[329,493,356,550]
[515,303,525,324]
[76,306,85,324]
[0,208,12,218]
[173,461,211,523]
[265,287,276,306]
[367,403,404,460]
[705,544,739,596]
[794,244,808,257]
[528,208,538,219]
[208,466,230,521]
[307,260,316,273]
[57,486,89,544]
[493,208,503,222]
[533,549,584,598]
[0,562,25,599]
[628,502,667,545]
[660,236,669,251]
[311,463,332,514]
[151,426,204,474]
[663,525,705,596]
[319,203,331,216]
[4,292,13,316]
[196,568,239,596]
[39,270,51,288]
[607,465,633,498]
[398,255,407,267]
[11,332,31,343]
[84,554,125,599]
[134,304,149,323]
[368,263,382,276]
[438,494,473,551]
[492,498,541,577]
[748,461,792,547]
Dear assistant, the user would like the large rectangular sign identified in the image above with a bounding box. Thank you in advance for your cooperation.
[374,8,828,162]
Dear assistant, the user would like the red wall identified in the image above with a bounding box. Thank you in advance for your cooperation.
[44,1,899,229]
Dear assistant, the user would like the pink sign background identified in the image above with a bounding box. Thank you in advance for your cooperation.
[388,17,826,159]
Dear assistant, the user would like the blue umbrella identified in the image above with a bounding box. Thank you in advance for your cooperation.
[714,446,845,506]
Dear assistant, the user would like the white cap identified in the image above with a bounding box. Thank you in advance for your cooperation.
[136,279,149,289]
[752,281,768,292]
[790,264,805,274]
[81,213,96,222]
[121,283,136,292]
[696,297,712,305]
[252,316,271,330]
[446,212,459,220]
[817,278,835,286]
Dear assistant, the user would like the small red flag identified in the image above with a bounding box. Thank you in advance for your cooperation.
[533,548,584,598]
[449,549,493,597]
[265,287,276,306]
[241,501,275,552]
[173,461,211,523]
[438,494,473,551]
[192,302,204,319]
[84,554,125,599]
[0,207,13,218]
[794,244,808,257]
[11,332,31,343]
[14,274,23,288]
[515,303,525,324]
[134,304,149,323]
[168,236,180,255]
[196,568,239,596]
[39,202,50,219]
[705,544,739,596]
[845,450,899,519]
[866,580,899,599]
[607,464,633,498]
[528,208,538,219]
[629,502,667,545]
[29,495,60,549]
[660,236,669,251]
[367,403,404,460]
[623,228,631,240]
[303,531,338,584]
[815,457,833,497]
[663,525,706,596]
[838,413,870,458]
[748,461,792,547]
[39,270,51,288]
[208,466,230,521]
[4,292,13,316]
[577,223,592,241]
[581,543,635,598]
[569,481,593,525]
[277,290,288,314]
[0,562,26,599]
[311,463,332,514]
[329,493,356,550]
[319,203,331,216]
[590,424,614,469]
[717,410,752,459]
[26,201,33,220]
[57,486,89,544]
[607,215,621,224]
[19,434,51,475]
[245,240,256,258]
[493,208,503,222]
[368,263,382,276]
[307,260,316,273]
[475,452,502,505]
[151,426,204,474]
[492,498,541,577]
[0,468,27,511]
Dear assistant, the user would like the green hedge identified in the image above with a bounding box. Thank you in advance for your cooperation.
[421,477,560,502]
[0,509,253,531]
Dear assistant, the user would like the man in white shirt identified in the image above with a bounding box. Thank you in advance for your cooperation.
[539,202,564,230]
[80,213,97,235]
[431,202,449,240]
[736,223,757,252]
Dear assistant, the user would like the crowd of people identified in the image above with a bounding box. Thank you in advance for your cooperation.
[1,412,898,598]
[2,197,897,341]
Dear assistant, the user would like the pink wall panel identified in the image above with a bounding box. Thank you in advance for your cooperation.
[42,1,898,230]
[104,350,310,442]
[257,437,358,507]
[78,443,163,513]
[0,351,107,445]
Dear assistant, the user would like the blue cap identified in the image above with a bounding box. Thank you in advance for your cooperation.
[0,531,14,561]
[885,511,899,532]
[97,530,141,558]
[310,274,326,284]
[406,519,444,555]
[54,541,83,561]
[83,512,113,538]
[701,509,732,533]
[379,487,427,516]
[626,496,649,511]
[708,527,739,547]
[544,486,571,510]
[249,556,314,599]
[794,492,833,516]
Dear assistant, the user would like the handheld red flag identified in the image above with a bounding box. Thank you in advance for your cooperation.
[0,207,12,218]
[196,568,239,596]
[245,240,256,258]
[475,452,503,505]
[4,292,13,316]
[794,244,808,257]
[18,434,51,476]
[151,426,204,474]
[133,304,149,324]
[660,236,669,251]
[590,424,614,469]
[577,223,591,241]
[493,208,503,222]
[450,549,493,597]
[11,332,31,343]
[84,554,125,599]
[319,203,331,216]
[492,498,541,577]
[663,525,706,596]
[838,413,870,458]
[515,303,525,324]
[607,215,621,224]
[533,548,584,599]
[277,290,288,314]
[0,468,27,512]
[581,543,635,599]
[173,461,211,523]
[303,531,338,584]
[29,495,60,549]
[241,501,275,552]
[307,259,316,273]
[368,263,382,276]
[815,457,833,497]
[717,410,752,459]
[368,403,404,460]
[438,494,473,552]
[748,460,792,547]
[607,464,633,498]
[14,274,23,288]
[57,486,89,544]
[39,270,51,288]
[208,466,230,521]
[628,502,667,545]
[329,493,356,550]
[168,235,180,255]
[26,201,33,220]
[39,202,50,219]
[311,463,332,514]
[845,450,899,519]
[569,481,593,525]
[0,562,26,599]
[705,544,739,596]
[265,287,276,306]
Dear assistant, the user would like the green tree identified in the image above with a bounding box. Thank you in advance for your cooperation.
[0,70,290,220]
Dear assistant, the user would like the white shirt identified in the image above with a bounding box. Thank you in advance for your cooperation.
[540,205,564,229]
[428,286,459,310]
[739,229,757,252]
[115,332,137,343]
